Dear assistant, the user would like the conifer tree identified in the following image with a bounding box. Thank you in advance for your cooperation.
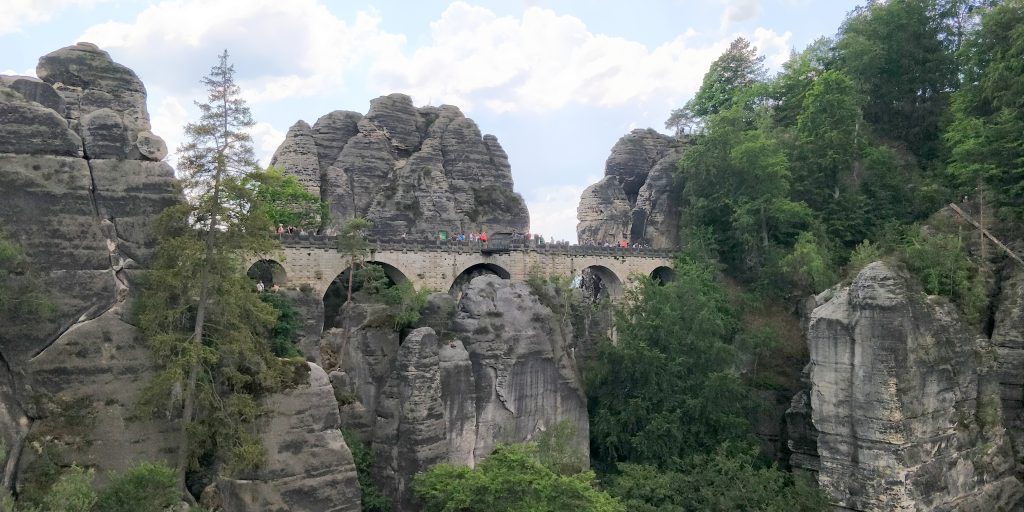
[134,51,288,498]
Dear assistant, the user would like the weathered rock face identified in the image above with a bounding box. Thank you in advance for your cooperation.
[215,363,362,512]
[991,265,1024,456]
[0,43,181,492]
[323,277,588,509]
[577,128,686,248]
[806,262,1024,511]
[271,94,530,237]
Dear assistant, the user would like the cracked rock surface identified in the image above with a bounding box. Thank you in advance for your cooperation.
[328,276,588,509]
[806,262,1024,511]
[0,43,180,489]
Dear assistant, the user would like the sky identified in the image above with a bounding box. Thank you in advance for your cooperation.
[1,0,861,242]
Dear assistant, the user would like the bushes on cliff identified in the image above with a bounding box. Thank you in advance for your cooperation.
[413,443,623,512]
[2,463,177,512]
[607,444,829,512]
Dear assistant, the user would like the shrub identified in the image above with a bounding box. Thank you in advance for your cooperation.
[42,466,97,512]
[900,230,987,325]
[845,239,883,277]
[94,463,178,512]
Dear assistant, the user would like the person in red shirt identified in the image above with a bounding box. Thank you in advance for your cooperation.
[480,231,488,243]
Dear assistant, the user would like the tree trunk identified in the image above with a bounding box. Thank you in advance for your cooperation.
[760,204,769,250]
[177,148,225,498]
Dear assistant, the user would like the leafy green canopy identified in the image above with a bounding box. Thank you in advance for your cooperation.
[946,0,1024,225]
[586,252,753,470]
[413,443,624,512]
[608,444,829,512]
[666,37,765,134]
[250,166,327,232]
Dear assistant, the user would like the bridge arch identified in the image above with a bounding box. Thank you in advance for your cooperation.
[579,264,623,301]
[450,262,511,294]
[247,259,288,287]
[650,265,676,284]
[322,261,412,329]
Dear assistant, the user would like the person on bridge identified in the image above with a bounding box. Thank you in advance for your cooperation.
[480,231,488,244]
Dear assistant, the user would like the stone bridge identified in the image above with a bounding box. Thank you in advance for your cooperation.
[249,234,676,300]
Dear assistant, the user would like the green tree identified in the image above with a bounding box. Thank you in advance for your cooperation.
[780,231,838,294]
[946,0,1024,223]
[587,253,753,470]
[667,37,766,131]
[134,50,288,498]
[413,444,624,512]
[793,70,863,209]
[251,166,327,232]
[337,217,373,303]
[837,0,957,160]
[608,445,829,512]
[689,37,766,119]
[679,100,810,273]
[771,37,838,127]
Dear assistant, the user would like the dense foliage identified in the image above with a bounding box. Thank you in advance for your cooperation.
[251,166,327,232]
[587,252,750,469]
[669,0,1013,313]
[1,463,178,512]
[608,445,829,512]
[413,443,623,512]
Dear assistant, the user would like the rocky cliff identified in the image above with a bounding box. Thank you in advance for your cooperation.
[803,261,1024,511]
[324,276,589,510]
[576,128,687,248]
[0,43,180,490]
[0,44,363,511]
[271,94,530,237]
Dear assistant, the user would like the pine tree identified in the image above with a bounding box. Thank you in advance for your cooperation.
[134,50,289,499]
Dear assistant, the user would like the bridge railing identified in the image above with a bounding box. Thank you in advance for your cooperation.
[271,234,676,259]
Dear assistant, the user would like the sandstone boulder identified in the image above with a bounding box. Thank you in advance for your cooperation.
[0,88,82,157]
[37,42,151,158]
[16,305,178,488]
[271,95,529,237]
[216,363,362,512]
[0,76,66,115]
[807,262,1024,511]
[576,129,686,248]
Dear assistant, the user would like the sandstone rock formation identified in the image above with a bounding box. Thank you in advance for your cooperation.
[214,363,362,512]
[991,265,1024,457]
[576,128,687,248]
[0,43,179,491]
[805,261,1023,511]
[270,94,530,237]
[325,276,588,509]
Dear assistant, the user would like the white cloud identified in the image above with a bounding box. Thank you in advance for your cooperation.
[78,0,404,103]
[369,2,791,114]
[720,0,763,31]
[0,0,113,35]
[76,1,792,116]
[148,95,189,171]
[525,182,595,244]
[250,122,285,168]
